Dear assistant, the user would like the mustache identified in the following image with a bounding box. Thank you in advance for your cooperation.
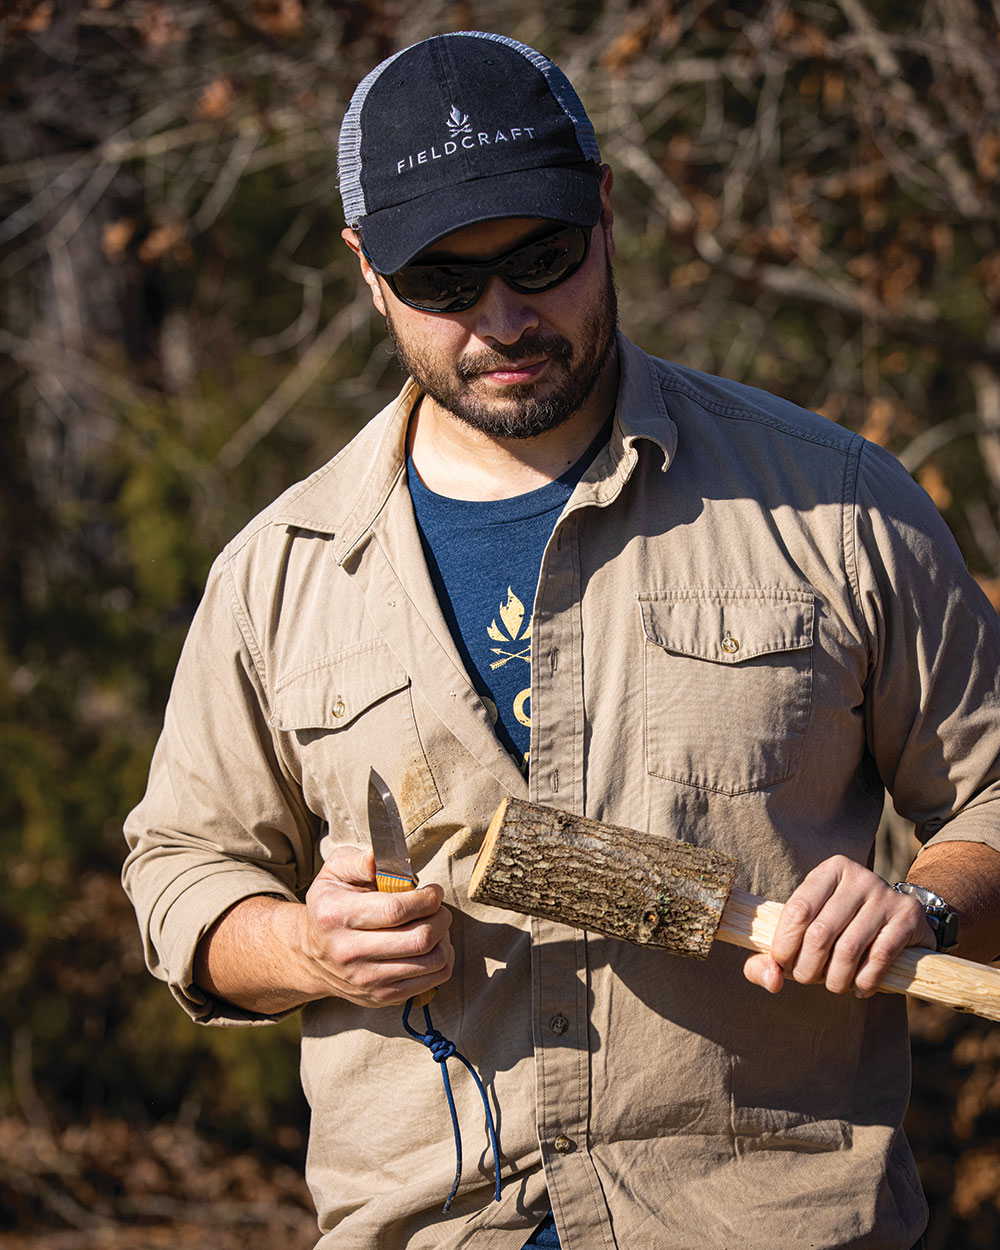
[457,333,573,379]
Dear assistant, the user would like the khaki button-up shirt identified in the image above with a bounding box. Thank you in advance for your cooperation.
[125,335,1000,1249]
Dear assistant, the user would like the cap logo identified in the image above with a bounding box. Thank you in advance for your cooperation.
[446,105,472,139]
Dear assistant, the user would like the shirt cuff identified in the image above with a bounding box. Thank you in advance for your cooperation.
[146,862,301,1026]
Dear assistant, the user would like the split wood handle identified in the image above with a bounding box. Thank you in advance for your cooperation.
[719,888,1000,1022]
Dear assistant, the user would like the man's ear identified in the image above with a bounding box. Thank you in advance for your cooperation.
[598,164,615,260]
[342,226,387,317]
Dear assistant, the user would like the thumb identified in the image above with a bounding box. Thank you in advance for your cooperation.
[743,952,785,994]
[314,844,378,890]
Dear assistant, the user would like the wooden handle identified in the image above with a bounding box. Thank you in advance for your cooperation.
[719,888,1000,1022]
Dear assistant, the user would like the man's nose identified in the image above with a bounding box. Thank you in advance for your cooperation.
[470,275,540,345]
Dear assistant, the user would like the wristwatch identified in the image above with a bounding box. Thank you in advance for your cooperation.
[891,881,959,952]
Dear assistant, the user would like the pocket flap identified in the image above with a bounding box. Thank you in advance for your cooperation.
[638,590,814,664]
[269,642,410,731]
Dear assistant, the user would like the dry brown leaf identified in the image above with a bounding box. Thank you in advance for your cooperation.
[137,1,185,50]
[197,76,235,120]
[823,70,845,109]
[974,576,1000,612]
[254,0,304,37]
[860,396,897,447]
[975,132,999,184]
[917,462,953,511]
[138,221,192,265]
[9,1,53,32]
[976,251,1000,304]
[952,1146,1000,1218]
[669,260,710,291]
[102,218,136,261]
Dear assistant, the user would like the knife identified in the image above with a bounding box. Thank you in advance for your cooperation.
[367,767,435,1005]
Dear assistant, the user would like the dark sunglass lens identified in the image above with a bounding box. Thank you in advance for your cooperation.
[506,228,588,291]
[391,263,480,312]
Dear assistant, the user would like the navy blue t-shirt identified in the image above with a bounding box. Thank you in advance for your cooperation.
[407,420,610,774]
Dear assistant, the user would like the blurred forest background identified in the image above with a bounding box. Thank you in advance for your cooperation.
[2,0,1000,1246]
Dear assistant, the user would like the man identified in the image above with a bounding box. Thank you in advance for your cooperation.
[124,31,1000,1250]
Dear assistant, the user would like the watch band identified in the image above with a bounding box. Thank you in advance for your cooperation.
[891,881,959,952]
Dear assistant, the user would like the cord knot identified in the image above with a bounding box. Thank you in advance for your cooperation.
[402,996,502,1212]
[420,1029,457,1063]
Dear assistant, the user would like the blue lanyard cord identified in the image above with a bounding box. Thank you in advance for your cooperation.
[401,997,502,1212]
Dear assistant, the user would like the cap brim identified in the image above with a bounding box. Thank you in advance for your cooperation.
[358,164,602,274]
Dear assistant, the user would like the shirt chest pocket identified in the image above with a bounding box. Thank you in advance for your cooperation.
[269,641,440,838]
[639,589,815,796]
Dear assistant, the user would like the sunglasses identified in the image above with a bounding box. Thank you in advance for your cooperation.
[372,223,591,313]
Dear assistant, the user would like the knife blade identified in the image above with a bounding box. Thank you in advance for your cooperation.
[368,767,418,891]
[367,768,435,1006]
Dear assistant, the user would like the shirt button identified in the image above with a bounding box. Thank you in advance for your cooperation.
[553,1134,574,1154]
[722,632,740,654]
[550,1014,569,1035]
[332,698,346,718]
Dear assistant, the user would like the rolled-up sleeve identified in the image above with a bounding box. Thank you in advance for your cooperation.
[853,440,1000,852]
[123,551,319,1024]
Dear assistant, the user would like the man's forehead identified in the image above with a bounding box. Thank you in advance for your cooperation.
[413,217,554,264]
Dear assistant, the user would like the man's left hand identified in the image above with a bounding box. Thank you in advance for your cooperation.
[742,856,936,997]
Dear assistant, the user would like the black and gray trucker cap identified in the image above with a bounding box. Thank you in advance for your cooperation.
[338,32,603,275]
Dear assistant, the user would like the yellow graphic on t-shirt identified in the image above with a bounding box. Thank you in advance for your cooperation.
[488,588,532,670]
[487,589,533,745]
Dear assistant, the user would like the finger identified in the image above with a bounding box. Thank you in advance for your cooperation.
[344,906,453,962]
[337,935,456,1008]
[852,900,934,997]
[785,891,871,985]
[767,859,848,972]
[816,902,891,994]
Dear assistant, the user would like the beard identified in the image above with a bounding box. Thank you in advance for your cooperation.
[385,256,619,440]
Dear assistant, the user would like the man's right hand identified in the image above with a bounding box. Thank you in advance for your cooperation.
[298,845,454,1007]
[194,847,453,1014]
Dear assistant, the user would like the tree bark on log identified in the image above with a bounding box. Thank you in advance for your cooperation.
[468,797,738,958]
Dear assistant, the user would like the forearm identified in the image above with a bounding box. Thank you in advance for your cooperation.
[907,840,1000,964]
[195,895,329,1015]
[194,846,455,1014]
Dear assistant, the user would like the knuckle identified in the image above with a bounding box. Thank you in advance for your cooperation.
[404,922,435,956]
[782,898,814,927]
[832,934,865,964]
[801,917,833,950]
[381,895,409,927]
[353,963,387,993]
[332,933,364,969]
[865,940,897,969]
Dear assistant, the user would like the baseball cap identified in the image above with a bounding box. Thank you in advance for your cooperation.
[338,31,602,275]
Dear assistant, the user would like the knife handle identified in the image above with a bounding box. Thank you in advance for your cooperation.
[375,872,418,892]
[375,872,436,1008]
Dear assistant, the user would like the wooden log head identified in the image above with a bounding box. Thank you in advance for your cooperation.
[468,798,738,958]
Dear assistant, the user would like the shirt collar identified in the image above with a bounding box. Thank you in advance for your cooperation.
[271,334,677,561]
